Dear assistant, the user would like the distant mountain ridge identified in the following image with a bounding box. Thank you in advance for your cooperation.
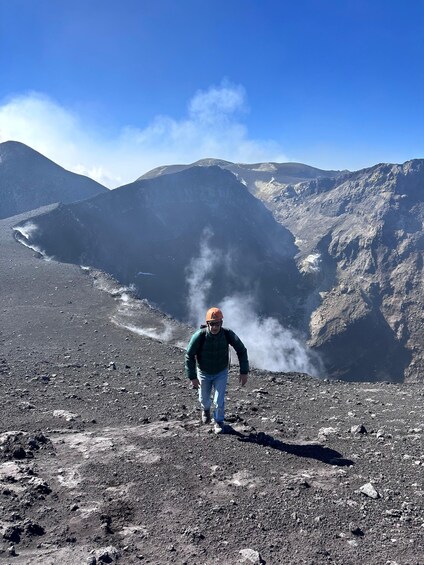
[140,158,346,200]
[0,141,108,219]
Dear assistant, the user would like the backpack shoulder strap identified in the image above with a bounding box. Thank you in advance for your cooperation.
[197,327,207,353]
[223,328,232,368]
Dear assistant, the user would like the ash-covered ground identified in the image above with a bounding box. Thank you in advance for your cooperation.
[1,211,423,565]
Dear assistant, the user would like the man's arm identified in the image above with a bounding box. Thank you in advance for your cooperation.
[226,330,249,379]
[185,330,202,386]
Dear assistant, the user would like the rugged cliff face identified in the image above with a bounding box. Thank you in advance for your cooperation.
[0,141,107,219]
[241,160,424,382]
[15,166,305,324]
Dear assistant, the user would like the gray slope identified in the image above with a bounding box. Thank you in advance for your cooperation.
[0,141,108,219]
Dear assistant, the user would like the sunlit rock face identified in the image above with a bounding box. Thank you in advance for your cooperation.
[16,166,305,325]
[259,160,424,383]
[0,141,107,219]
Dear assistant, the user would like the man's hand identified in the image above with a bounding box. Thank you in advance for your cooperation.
[191,378,200,389]
[239,374,248,386]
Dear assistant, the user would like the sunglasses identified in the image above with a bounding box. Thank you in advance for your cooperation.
[208,321,221,327]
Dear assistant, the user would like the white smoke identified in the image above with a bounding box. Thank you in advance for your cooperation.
[300,253,322,274]
[13,221,38,241]
[185,235,323,377]
[112,320,173,342]
[219,294,322,376]
[13,222,52,260]
[186,228,221,325]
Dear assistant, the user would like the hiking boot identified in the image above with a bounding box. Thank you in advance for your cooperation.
[201,409,211,424]
[214,421,225,435]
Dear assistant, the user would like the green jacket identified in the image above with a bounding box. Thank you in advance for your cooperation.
[185,327,249,380]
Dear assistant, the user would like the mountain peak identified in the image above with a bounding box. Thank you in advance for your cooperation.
[0,141,108,220]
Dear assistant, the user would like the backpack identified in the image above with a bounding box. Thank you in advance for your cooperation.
[197,326,232,367]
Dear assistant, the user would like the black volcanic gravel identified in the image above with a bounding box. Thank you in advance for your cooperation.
[1,211,423,565]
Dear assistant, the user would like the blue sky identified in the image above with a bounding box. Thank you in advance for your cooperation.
[0,0,423,187]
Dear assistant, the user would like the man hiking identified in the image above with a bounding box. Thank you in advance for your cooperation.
[185,307,249,434]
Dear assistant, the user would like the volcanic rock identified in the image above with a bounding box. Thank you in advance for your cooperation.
[359,482,380,499]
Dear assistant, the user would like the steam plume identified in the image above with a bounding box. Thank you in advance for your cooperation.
[186,234,322,377]
[186,228,220,325]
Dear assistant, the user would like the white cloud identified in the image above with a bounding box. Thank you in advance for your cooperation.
[188,82,247,123]
[0,83,288,188]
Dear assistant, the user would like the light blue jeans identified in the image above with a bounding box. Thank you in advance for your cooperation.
[197,368,228,423]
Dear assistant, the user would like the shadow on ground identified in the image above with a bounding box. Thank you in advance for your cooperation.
[226,427,354,467]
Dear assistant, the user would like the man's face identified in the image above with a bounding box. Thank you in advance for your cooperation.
[207,321,222,335]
